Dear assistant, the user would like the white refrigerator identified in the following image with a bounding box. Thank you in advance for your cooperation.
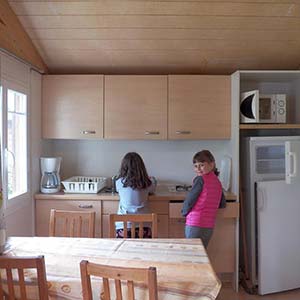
[241,136,300,295]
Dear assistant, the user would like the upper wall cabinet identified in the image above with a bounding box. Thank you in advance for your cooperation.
[104,76,167,139]
[42,75,103,139]
[168,75,231,139]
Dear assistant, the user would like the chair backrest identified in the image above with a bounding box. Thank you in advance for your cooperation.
[49,209,96,238]
[80,260,158,300]
[0,256,49,300]
[109,213,158,238]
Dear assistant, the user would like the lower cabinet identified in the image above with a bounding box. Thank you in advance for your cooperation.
[168,201,239,274]
[35,199,102,237]
[207,218,236,273]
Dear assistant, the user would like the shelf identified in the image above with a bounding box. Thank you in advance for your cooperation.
[240,124,300,130]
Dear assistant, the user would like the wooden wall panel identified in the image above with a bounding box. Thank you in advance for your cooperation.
[0,0,47,72]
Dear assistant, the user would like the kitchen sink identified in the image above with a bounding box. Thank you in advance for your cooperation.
[101,187,118,194]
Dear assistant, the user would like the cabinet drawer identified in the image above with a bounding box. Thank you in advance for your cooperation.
[149,201,169,214]
[36,200,102,237]
[102,201,169,214]
[217,202,239,218]
[169,202,239,219]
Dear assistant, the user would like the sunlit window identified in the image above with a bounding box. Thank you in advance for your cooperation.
[7,89,27,199]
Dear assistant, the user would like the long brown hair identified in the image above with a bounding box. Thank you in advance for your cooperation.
[118,152,152,189]
[193,150,219,176]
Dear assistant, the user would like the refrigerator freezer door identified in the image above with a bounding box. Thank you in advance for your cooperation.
[285,141,300,184]
[257,180,300,295]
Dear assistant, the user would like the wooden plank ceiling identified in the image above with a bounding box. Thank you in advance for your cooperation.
[8,0,300,74]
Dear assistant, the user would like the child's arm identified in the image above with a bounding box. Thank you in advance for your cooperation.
[219,191,226,208]
[181,176,203,217]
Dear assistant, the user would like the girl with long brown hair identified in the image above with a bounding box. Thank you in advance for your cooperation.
[115,152,156,238]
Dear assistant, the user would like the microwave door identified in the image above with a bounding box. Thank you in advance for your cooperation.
[240,90,259,123]
[285,140,300,184]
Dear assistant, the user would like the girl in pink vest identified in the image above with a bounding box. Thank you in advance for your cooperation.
[182,150,226,248]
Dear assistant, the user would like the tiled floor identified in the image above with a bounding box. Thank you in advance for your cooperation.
[218,284,300,300]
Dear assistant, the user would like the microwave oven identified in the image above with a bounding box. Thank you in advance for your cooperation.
[240,90,286,123]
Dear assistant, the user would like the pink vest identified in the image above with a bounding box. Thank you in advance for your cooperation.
[186,172,222,228]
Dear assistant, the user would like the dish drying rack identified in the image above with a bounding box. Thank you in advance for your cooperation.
[62,176,107,193]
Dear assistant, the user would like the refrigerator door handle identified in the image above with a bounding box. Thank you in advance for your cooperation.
[288,151,297,178]
[287,151,297,179]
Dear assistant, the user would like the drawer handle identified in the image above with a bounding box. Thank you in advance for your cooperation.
[145,131,160,135]
[82,130,96,135]
[176,131,191,135]
[78,204,93,209]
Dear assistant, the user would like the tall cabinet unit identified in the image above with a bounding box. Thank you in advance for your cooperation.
[233,71,300,293]
[42,75,104,139]
[104,75,167,139]
[168,75,231,139]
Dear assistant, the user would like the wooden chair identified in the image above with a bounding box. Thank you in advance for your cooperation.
[109,213,158,238]
[80,260,158,300]
[0,256,49,300]
[49,209,96,238]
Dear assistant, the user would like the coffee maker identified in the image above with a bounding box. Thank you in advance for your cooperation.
[40,157,62,193]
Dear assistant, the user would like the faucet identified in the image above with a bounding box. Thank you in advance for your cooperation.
[111,175,118,194]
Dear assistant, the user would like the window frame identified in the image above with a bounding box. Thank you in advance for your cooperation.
[0,78,30,212]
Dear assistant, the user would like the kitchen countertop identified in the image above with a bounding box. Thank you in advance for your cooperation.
[35,188,237,202]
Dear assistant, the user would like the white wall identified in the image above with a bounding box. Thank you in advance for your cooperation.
[30,70,43,235]
[47,139,232,185]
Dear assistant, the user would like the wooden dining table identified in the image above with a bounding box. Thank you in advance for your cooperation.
[3,236,221,300]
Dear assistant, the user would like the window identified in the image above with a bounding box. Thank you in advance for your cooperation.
[7,89,27,199]
[0,78,29,208]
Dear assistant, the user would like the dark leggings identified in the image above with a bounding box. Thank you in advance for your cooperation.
[185,225,213,248]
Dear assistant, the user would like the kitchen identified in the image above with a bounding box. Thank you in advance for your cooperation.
[1,0,300,299]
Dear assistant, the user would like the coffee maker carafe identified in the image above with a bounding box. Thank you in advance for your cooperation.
[40,157,62,193]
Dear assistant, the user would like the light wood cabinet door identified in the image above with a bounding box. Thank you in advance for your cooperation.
[207,218,236,273]
[35,200,102,237]
[157,214,169,238]
[42,75,103,139]
[168,201,238,273]
[168,75,231,139]
[104,75,167,139]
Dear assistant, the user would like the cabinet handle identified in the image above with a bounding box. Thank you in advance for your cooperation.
[78,204,93,209]
[176,131,191,135]
[145,131,160,135]
[82,130,96,135]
